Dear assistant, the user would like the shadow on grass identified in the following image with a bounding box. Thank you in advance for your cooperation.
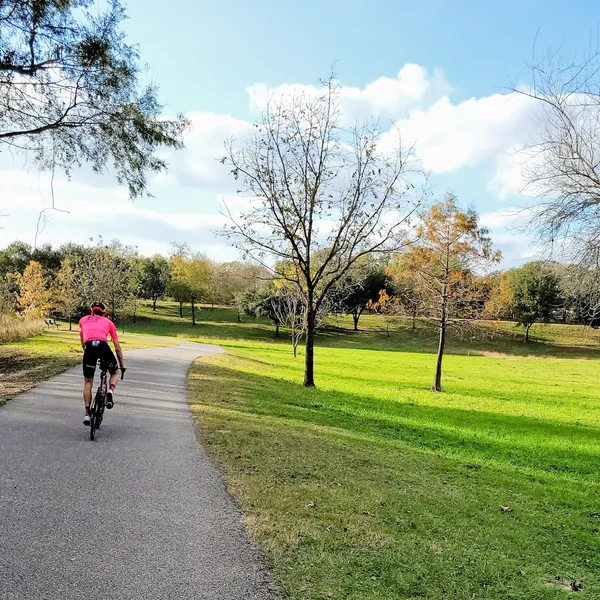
[134,303,600,360]
[192,360,600,483]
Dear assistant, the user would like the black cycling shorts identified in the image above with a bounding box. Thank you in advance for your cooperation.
[82,340,118,379]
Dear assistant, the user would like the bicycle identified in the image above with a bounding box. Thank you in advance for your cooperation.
[89,361,126,441]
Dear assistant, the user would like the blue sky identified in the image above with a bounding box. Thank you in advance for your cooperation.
[122,0,595,114]
[2,0,599,264]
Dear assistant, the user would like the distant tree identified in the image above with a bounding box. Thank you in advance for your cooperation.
[0,241,62,277]
[233,285,286,336]
[54,258,78,329]
[72,239,138,323]
[268,293,305,355]
[0,0,187,198]
[140,255,170,311]
[257,295,282,338]
[222,75,423,386]
[185,254,211,326]
[17,261,52,319]
[385,256,426,329]
[555,263,600,326]
[234,288,264,324]
[507,262,563,342]
[169,244,192,319]
[338,260,388,331]
[369,288,403,337]
[59,242,90,263]
[120,257,144,329]
[404,195,500,391]
[0,241,32,275]
[0,274,17,315]
[484,272,515,320]
[209,261,269,308]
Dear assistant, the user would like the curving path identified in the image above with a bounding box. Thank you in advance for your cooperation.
[0,342,277,600]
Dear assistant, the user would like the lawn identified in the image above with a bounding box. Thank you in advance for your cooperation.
[178,304,600,599]
[131,301,600,357]
[5,303,600,598]
[0,326,173,405]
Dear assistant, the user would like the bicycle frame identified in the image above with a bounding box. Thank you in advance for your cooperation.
[88,362,125,441]
[89,363,108,441]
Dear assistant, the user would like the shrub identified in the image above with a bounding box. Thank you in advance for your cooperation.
[0,314,44,343]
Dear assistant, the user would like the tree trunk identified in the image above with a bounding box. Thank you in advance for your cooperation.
[352,310,359,331]
[525,322,532,342]
[68,315,72,331]
[191,299,196,326]
[153,297,157,311]
[179,301,183,318]
[433,324,446,392]
[412,307,417,330]
[275,323,280,338]
[237,313,241,323]
[303,305,316,387]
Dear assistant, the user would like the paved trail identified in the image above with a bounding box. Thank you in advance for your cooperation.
[0,342,277,600]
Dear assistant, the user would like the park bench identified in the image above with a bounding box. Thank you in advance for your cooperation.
[45,318,60,329]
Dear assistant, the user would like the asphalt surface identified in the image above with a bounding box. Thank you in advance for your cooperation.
[0,342,277,600]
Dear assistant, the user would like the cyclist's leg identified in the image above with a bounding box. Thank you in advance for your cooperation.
[82,343,97,424]
[83,378,94,407]
[102,344,119,408]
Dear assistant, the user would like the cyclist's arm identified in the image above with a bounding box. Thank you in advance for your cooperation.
[108,321,125,369]
[113,339,125,369]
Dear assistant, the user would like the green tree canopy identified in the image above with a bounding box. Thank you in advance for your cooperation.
[507,262,563,341]
[0,0,187,197]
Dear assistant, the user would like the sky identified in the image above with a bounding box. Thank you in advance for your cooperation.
[1,0,599,266]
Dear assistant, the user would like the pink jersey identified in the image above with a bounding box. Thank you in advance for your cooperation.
[79,315,118,344]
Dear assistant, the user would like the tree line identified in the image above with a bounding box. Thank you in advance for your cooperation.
[2,203,598,390]
[0,239,266,330]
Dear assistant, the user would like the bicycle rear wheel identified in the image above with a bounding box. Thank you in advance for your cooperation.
[89,410,96,440]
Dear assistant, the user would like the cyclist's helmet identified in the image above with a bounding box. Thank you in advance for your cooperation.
[91,301,107,316]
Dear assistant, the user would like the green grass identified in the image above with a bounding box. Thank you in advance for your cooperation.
[179,305,600,599]
[0,326,173,404]
[131,301,600,358]
[6,302,600,597]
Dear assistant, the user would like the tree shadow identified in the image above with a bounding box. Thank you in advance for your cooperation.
[191,361,600,483]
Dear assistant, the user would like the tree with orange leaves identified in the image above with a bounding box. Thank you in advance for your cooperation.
[405,194,500,391]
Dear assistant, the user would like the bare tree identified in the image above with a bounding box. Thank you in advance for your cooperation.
[516,44,600,264]
[268,291,332,357]
[269,293,306,357]
[558,263,600,326]
[221,75,424,387]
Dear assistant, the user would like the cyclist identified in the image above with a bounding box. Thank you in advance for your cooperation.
[79,302,125,426]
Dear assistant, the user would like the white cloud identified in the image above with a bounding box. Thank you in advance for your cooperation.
[388,92,536,174]
[0,63,549,262]
[479,208,541,267]
[246,64,451,124]
[0,169,235,257]
[340,64,450,122]
[488,147,527,200]
[166,111,253,192]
